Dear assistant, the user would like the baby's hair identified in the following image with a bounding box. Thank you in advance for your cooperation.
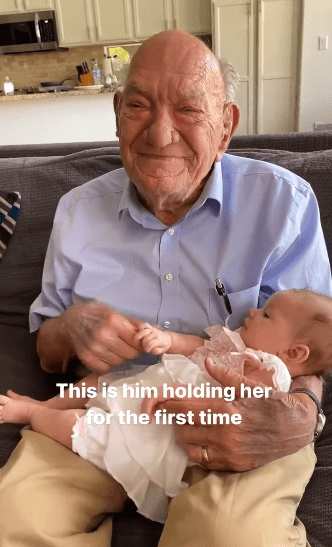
[290,288,332,379]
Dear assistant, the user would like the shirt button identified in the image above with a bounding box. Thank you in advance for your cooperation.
[168,228,175,235]
[165,273,173,281]
[164,321,170,328]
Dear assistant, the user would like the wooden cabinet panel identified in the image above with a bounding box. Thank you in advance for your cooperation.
[23,0,54,10]
[55,0,94,46]
[212,0,299,135]
[93,0,133,42]
[257,0,299,133]
[0,0,24,13]
[132,0,168,39]
[173,0,211,34]
[212,0,254,135]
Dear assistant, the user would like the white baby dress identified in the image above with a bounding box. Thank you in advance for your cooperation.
[72,326,291,523]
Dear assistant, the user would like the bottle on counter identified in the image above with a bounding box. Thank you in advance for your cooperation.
[3,76,14,96]
[91,59,101,85]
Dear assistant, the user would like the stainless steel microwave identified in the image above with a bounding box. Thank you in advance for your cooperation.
[0,11,59,54]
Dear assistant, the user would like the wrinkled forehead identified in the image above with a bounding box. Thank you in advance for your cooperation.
[126,41,224,99]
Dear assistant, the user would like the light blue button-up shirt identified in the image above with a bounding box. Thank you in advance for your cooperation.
[30,153,332,369]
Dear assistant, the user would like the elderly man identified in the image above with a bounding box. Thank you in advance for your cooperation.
[0,29,331,547]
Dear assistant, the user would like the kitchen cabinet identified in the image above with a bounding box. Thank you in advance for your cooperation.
[0,0,24,14]
[55,0,211,47]
[0,0,53,12]
[212,0,300,135]
[23,0,54,10]
[131,0,168,39]
[54,0,95,46]
[172,0,211,35]
[92,0,134,42]
[130,0,211,40]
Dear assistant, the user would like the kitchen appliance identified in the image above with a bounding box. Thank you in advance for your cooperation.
[0,11,59,54]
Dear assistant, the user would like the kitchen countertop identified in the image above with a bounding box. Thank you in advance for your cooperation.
[0,87,115,102]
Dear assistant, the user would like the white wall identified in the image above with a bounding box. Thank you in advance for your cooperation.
[0,93,117,146]
[298,1,332,132]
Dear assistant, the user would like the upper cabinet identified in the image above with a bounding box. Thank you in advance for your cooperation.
[131,0,211,40]
[23,0,54,9]
[92,0,134,42]
[131,0,168,40]
[0,0,23,13]
[56,0,211,47]
[0,0,211,46]
[172,0,211,35]
[54,0,95,46]
[0,0,54,12]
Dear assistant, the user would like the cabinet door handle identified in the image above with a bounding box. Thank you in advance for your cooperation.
[25,0,30,8]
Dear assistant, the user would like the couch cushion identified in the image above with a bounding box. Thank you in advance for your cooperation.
[0,147,122,327]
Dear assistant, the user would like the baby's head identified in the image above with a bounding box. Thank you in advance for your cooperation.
[238,289,332,378]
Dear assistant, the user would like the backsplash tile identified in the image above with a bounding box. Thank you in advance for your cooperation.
[0,44,139,90]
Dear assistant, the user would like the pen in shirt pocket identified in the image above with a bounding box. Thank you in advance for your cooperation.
[215,278,232,315]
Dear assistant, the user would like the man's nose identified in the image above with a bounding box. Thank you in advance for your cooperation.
[145,108,179,147]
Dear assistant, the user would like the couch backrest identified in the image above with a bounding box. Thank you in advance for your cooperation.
[0,147,122,326]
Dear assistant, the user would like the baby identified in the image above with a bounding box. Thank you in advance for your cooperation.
[0,288,331,527]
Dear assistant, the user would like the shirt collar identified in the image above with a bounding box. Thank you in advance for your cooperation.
[188,161,223,216]
[118,161,223,227]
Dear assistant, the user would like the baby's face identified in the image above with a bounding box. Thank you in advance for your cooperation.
[238,291,297,356]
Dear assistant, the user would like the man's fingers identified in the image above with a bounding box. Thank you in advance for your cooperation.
[105,313,142,350]
[205,358,265,397]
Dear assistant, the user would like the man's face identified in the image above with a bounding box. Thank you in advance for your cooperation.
[114,39,235,207]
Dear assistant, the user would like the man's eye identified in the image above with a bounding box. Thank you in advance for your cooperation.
[128,102,144,108]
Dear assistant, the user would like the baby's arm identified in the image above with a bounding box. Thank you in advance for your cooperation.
[7,373,100,411]
[135,323,204,356]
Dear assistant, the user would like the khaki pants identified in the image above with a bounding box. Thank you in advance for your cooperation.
[0,430,315,547]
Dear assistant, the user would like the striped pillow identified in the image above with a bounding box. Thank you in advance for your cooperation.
[0,191,21,261]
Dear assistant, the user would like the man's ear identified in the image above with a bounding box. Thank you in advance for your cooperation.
[285,344,310,364]
[113,91,122,138]
[214,103,240,162]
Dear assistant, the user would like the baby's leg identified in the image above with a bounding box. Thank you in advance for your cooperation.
[0,395,84,449]
[6,372,100,410]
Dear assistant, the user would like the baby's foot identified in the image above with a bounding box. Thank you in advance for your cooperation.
[7,390,44,405]
[0,395,31,424]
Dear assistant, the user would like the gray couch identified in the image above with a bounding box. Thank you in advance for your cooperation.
[0,132,332,547]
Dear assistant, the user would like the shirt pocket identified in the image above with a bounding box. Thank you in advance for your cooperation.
[208,283,260,328]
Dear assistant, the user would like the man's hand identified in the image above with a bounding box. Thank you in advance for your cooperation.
[135,323,172,355]
[38,301,142,374]
[158,358,319,471]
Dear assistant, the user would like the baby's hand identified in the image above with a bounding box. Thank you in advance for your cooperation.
[135,323,172,355]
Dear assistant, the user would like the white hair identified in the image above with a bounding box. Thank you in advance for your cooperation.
[217,58,240,102]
